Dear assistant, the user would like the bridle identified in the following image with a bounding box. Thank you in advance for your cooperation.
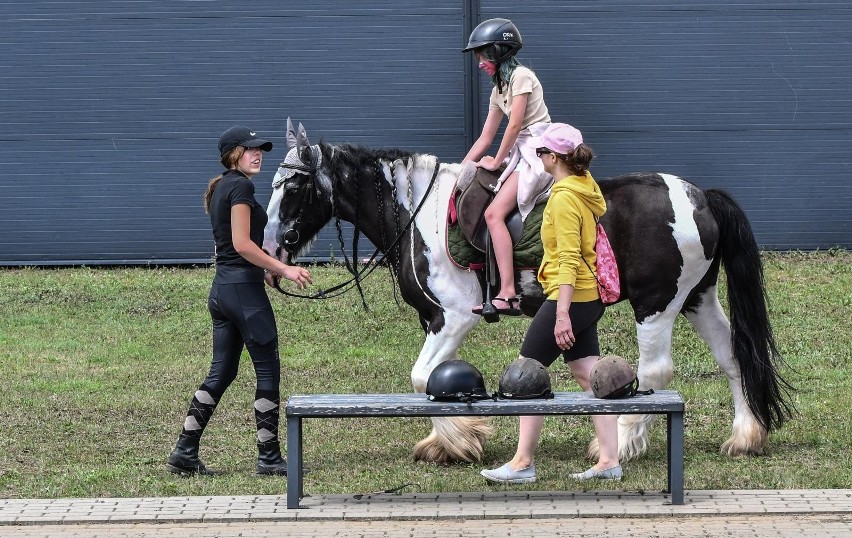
[271,144,441,304]
[276,145,322,252]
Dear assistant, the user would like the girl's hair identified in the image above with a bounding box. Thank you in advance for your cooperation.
[479,46,520,93]
[203,146,245,213]
[495,57,519,93]
[556,144,595,176]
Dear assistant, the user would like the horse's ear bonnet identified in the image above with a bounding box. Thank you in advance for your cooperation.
[426,360,491,402]
[286,117,298,151]
[498,357,553,399]
[462,18,523,64]
[275,118,323,188]
[285,117,311,156]
[590,355,639,399]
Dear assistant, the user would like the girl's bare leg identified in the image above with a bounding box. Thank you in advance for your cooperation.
[483,172,520,303]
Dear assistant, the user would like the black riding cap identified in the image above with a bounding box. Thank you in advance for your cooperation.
[462,18,523,63]
[218,125,273,157]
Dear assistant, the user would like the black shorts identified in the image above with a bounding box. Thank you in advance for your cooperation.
[519,299,605,367]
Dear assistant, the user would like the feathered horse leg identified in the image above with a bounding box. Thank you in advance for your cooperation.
[409,308,491,463]
[683,288,768,456]
[604,312,677,462]
[701,190,792,455]
[413,416,493,463]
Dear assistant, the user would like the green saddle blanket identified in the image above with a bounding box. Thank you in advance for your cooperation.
[447,203,544,269]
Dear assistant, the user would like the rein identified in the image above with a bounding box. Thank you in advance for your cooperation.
[272,153,441,303]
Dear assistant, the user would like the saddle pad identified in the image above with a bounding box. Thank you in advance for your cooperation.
[447,203,545,270]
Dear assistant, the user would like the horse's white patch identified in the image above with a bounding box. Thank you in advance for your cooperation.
[366,154,481,390]
[262,182,284,257]
[660,173,713,289]
[374,154,481,311]
[626,175,716,422]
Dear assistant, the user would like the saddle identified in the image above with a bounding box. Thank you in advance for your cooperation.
[455,164,525,253]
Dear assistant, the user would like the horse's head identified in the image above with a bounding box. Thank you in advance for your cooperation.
[263,119,334,262]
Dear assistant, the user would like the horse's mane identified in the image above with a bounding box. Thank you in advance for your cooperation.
[320,141,428,173]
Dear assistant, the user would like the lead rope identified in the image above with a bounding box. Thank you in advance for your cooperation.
[374,161,402,308]
[274,160,440,304]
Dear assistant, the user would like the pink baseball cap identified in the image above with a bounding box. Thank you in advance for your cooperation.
[532,123,584,154]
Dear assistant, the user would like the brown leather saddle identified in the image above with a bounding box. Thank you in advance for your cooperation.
[456,165,525,253]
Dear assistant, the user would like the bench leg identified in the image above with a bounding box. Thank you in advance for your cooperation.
[667,411,684,505]
[286,416,303,509]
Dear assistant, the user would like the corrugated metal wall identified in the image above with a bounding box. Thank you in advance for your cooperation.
[0,1,467,265]
[0,1,849,265]
[482,1,851,249]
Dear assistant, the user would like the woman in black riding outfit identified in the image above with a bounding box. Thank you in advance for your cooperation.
[167,126,311,476]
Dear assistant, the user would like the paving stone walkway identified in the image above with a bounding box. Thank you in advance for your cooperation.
[0,489,849,537]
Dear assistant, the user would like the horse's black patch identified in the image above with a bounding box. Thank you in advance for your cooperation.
[599,173,682,323]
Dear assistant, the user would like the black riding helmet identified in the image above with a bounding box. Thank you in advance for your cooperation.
[462,18,523,64]
[426,360,491,402]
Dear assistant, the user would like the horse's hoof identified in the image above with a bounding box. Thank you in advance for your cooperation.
[412,417,493,463]
[721,435,766,457]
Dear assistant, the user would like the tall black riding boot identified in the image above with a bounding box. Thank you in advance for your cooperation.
[166,434,214,475]
[166,384,220,476]
[256,440,287,476]
[254,389,286,475]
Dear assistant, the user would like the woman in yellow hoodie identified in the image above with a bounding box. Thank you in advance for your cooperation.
[481,123,620,484]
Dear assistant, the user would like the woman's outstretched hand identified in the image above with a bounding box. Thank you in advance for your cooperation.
[266,265,312,289]
[281,265,312,289]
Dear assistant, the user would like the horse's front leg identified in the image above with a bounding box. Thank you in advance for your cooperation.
[683,288,767,456]
[589,311,678,463]
[410,310,492,463]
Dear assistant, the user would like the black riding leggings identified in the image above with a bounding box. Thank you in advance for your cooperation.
[203,282,280,395]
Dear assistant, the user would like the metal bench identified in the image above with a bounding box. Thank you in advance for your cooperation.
[285,390,685,508]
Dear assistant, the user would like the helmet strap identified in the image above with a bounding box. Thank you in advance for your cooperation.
[629,378,655,396]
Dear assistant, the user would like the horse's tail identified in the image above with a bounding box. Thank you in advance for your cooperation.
[705,189,794,431]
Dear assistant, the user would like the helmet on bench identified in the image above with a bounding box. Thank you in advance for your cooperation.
[591,355,640,399]
[498,357,554,399]
[426,360,491,402]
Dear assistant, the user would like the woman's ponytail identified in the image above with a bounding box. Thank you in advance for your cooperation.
[202,146,245,213]
[203,175,222,213]
[562,144,595,176]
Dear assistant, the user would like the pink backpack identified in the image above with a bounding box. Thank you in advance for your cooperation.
[584,220,621,304]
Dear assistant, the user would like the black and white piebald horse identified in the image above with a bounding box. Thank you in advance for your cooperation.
[263,120,791,464]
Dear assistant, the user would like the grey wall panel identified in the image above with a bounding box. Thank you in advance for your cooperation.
[0,1,466,265]
[479,1,851,250]
[0,1,849,266]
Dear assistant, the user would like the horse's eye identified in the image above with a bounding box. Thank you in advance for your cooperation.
[285,187,299,197]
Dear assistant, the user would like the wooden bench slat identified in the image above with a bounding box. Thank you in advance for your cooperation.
[286,390,684,418]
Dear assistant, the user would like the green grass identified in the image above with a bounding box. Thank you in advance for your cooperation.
[0,250,849,499]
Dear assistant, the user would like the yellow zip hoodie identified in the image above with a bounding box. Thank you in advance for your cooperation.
[537,172,607,301]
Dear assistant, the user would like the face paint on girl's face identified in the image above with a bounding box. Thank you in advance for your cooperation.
[478,59,497,77]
